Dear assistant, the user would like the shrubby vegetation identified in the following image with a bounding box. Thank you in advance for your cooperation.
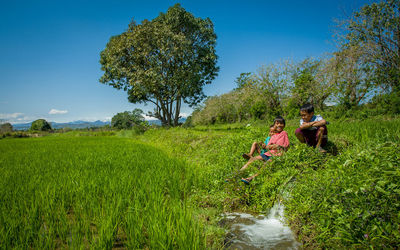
[136,116,400,248]
[111,108,148,133]
[30,119,52,131]
[191,0,400,125]
[0,123,13,133]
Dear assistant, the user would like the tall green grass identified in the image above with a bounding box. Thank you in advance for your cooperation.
[0,137,205,249]
[1,117,399,248]
[134,117,400,248]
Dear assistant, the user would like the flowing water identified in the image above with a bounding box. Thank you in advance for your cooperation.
[221,203,300,249]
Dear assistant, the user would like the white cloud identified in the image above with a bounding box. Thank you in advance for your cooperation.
[0,113,38,124]
[0,112,24,119]
[143,114,158,121]
[49,109,68,115]
[180,113,189,118]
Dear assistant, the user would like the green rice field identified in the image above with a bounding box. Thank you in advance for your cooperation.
[1,116,400,248]
[0,136,204,249]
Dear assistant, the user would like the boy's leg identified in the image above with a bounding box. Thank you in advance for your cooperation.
[316,126,328,152]
[240,155,263,171]
[295,128,306,143]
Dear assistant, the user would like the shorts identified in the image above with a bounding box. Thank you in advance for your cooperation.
[260,153,272,161]
[295,125,328,147]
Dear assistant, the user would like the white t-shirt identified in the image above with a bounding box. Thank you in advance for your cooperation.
[300,115,323,130]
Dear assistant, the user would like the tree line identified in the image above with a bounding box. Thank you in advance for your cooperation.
[190,0,400,125]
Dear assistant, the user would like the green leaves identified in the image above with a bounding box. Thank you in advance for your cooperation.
[99,4,219,126]
[111,109,147,131]
[342,0,400,91]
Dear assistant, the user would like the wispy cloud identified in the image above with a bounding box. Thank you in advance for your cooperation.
[49,109,68,115]
[0,112,24,119]
[0,113,37,124]
[143,114,158,121]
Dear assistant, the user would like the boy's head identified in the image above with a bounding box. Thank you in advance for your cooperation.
[273,116,285,132]
[300,104,314,122]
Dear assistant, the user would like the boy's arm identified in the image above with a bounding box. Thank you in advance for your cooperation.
[300,119,327,129]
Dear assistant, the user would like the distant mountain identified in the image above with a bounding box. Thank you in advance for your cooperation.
[12,118,187,131]
[12,120,111,131]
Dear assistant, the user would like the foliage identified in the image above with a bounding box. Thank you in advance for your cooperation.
[2,117,400,248]
[111,109,147,131]
[329,45,375,109]
[99,4,218,126]
[191,62,292,125]
[234,72,253,89]
[344,0,400,92]
[135,117,400,248]
[30,119,52,131]
[287,57,335,112]
[0,123,13,133]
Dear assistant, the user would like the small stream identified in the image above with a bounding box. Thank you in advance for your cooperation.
[221,203,300,249]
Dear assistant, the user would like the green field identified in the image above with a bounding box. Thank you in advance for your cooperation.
[1,117,400,248]
[0,136,206,249]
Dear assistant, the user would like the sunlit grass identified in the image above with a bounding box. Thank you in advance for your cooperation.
[1,117,399,248]
[0,137,205,249]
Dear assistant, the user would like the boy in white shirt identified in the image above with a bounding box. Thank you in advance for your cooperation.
[295,104,328,153]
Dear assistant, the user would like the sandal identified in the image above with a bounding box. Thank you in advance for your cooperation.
[242,153,251,160]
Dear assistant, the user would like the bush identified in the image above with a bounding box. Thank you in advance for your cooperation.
[30,119,52,131]
[111,109,146,130]
[0,123,13,133]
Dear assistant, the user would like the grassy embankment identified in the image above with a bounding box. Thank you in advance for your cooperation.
[134,116,400,248]
[1,116,399,248]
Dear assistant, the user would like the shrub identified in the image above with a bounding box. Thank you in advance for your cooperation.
[111,109,146,130]
[30,119,52,131]
[0,123,13,133]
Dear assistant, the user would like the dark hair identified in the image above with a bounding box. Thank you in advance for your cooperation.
[300,104,314,114]
[273,116,285,126]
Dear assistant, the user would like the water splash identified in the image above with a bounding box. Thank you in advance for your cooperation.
[221,203,300,249]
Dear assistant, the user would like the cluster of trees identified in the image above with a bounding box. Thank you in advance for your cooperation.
[0,122,13,133]
[191,0,400,125]
[111,109,148,131]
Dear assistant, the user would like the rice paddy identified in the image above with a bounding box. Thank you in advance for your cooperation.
[0,136,204,249]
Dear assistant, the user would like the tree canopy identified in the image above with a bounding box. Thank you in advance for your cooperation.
[0,123,13,133]
[344,0,399,92]
[30,119,52,131]
[111,109,146,130]
[99,4,219,126]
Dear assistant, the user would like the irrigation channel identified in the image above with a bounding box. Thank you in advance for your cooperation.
[221,202,300,249]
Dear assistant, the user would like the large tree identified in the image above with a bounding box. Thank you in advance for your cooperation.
[329,45,375,109]
[289,58,335,111]
[99,4,219,126]
[343,0,400,92]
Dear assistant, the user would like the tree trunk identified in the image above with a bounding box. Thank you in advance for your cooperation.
[174,97,181,126]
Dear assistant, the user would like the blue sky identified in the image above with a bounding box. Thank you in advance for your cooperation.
[0,0,371,124]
